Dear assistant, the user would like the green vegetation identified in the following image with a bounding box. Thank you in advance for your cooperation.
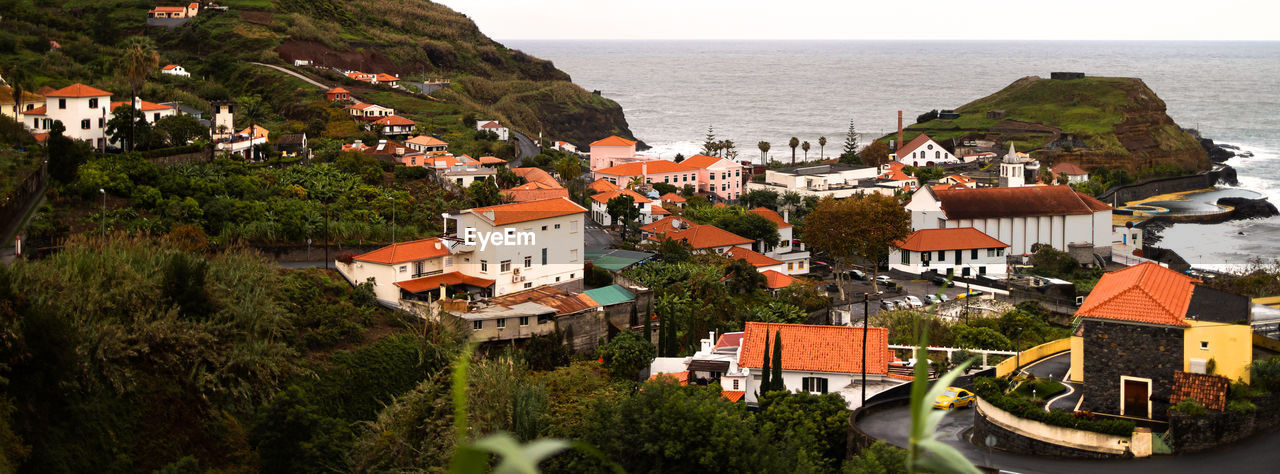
[1207,259,1280,298]
[1169,397,1209,416]
[975,378,1135,436]
[873,301,1069,352]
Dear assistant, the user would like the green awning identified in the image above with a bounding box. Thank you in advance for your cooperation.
[583,284,635,306]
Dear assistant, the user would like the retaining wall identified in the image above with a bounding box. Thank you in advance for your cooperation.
[972,398,1134,458]
[994,338,1071,377]
[1097,170,1227,205]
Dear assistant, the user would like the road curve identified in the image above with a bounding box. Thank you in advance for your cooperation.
[249,62,329,90]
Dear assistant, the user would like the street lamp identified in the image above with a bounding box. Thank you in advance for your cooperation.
[99,188,106,238]
[861,292,869,406]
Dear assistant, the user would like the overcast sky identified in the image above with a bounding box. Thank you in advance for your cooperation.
[435,0,1276,41]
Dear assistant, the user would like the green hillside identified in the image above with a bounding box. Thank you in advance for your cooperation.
[891,76,1208,173]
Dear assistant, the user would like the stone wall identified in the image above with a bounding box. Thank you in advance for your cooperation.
[1079,320,1183,419]
[1168,394,1280,453]
[1097,170,1227,205]
[971,400,1131,459]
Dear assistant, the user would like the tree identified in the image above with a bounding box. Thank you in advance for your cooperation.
[801,141,811,161]
[739,189,779,210]
[651,182,677,195]
[714,213,779,251]
[524,332,571,371]
[859,141,891,167]
[916,109,939,124]
[598,332,655,380]
[465,178,504,207]
[495,166,526,189]
[553,156,580,189]
[723,258,765,295]
[757,391,850,472]
[770,330,783,392]
[846,441,907,474]
[153,114,208,147]
[105,105,151,151]
[701,125,717,156]
[818,136,827,160]
[760,333,772,396]
[801,194,910,298]
[46,121,92,184]
[606,194,640,240]
[954,326,1013,351]
[757,141,770,164]
[842,120,860,159]
[120,36,159,151]
[5,66,27,118]
[788,136,799,165]
[237,95,268,161]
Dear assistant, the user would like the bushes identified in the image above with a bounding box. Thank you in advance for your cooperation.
[584,265,612,288]
[1170,397,1208,416]
[974,377,1134,436]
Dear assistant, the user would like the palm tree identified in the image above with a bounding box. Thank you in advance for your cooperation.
[121,37,159,151]
[237,95,267,161]
[5,67,27,118]
[788,137,799,165]
[801,141,810,161]
[818,136,827,160]
[757,141,770,165]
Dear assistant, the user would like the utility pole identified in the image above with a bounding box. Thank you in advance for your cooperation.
[99,188,106,238]
[861,292,869,406]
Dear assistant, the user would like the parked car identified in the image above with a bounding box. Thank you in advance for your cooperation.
[924,294,940,305]
[933,387,976,410]
[928,273,951,285]
[939,294,950,302]
[875,275,893,285]
[880,300,896,310]
[904,295,924,307]
[848,269,866,280]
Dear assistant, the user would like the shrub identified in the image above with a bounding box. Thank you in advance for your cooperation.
[1250,356,1280,393]
[584,265,613,288]
[1169,397,1208,416]
[973,377,1134,436]
[1227,399,1256,415]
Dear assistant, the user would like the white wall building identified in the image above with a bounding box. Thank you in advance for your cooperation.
[476,120,509,141]
[449,198,587,296]
[906,185,1113,256]
[731,322,901,409]
[892,133,959,166]
[160,64,190,78]
[21,83,112,149]
[589,188,660,227]
[747,163,887,199]
[890,227,1010,277]
[747,207,810,275]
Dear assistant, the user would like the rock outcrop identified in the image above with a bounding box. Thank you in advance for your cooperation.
[1218,197,1279,220]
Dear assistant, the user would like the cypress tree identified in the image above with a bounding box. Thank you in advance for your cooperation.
[629,301,639,327]
[770,330,784,392]
[760,333,772,394]
[657,311,668,357]
[643,298,653,346]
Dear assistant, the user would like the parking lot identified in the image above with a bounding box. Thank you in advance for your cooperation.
[820,270,974,323]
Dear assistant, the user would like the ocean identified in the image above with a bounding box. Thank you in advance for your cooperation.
[505,40,1280,269]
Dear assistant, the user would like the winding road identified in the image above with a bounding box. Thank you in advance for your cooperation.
[249,63,329,89]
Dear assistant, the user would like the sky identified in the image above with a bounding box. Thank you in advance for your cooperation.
[435,0,1278,41]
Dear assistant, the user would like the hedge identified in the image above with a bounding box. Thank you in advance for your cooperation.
[974,377,1134,437]
[139,144,206,159]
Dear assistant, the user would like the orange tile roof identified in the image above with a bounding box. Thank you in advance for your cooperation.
[650,205,670,216]
[46,83,112,98]
[761,270,794,289]
[346,102,374,110]
[374,115,415,126]
[240,125,269,139]
[512,167,559,188]
[22,106,46,116]
[375,73,399,82]
[947,174,976,184]
[406,135,447,147]
[354,237,453,264]
[896,133,937,157]
[162,64,178,70]
[640,216,694,235]
[589,178,621,193]
[1051,162,1088,175]
[739,322,889,374]
[479,121,504,129]
[110,100,173,112]
[590,188,652,204]
[503,187,570,202]
[648,371,689,385]
[150,6,185,12]
[881,161,915,181]
[747,207,792,228]
[467,197,587,225]
[478,156,507,165]
[649,224,752,250]
[32,133,49,143]
[935,185,1113,219]
[724,246,782,267]
[1171,371,1229,411]
[715,332,744,350]
[681,154,731,169]
[894,227,1008,252]
[507,181,559,191]
[721,390,745,402]
[660,192,685,203]
[327,87,349,94]
[1075,262,1200,327]
[595,160,697,176]
[590,135,637,147]
[394,272,495,293]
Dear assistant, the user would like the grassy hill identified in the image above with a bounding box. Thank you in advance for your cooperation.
[892,76,1208,174]
[1,0,640,148]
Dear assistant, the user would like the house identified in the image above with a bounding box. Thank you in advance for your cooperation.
[892,133,959,166]
[503,181,569,203]
[589,178,621,193]
[336,237,477,305]
[1069,262,1253,420]
[724,246,785,274]
[590,188,659,227]
[878,162,919,192]
[760,270,796,290]
[160,64,190,78]
[554,140,579,154]
[639,216,695,239]
[941,174,978,188]
[477,156,507,167]
[275,133,309,160]
[734,322,898,408]
[448,286,599,343]
[889,227,1009,277]
[747,207,810,275]
[110,98,176,124]
[660,192,686,208]
[443,165,497,189]
[20,83,113,149]
[512,167,559,189]
[746,163,886,199]
[646,224,753,255]
[346,102,394,121]
[589,135,641,170]
[905,185,1112,256]
[294,59,313,67]
[373,115,416,137]
[147,3,199,19]
[345,139,418,164]
[0,86,45,120]
[405,135,448,154]
[447,198,588,296]
[374,73,400,87]
[325,87,351,102]
[476,120,509,141]
[346,71,376,82]
[1051,162,1090,184]
[593,160,700,190]
[216,125,269,160]
[682,154,745,201]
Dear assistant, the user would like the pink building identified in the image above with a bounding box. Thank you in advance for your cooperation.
[593,160,699,189]
[589,135,642,170]
[681,154,745,201]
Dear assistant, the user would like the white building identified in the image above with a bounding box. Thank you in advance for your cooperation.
[890,227,1010,277]
[746,163,886,199]
[589,188,661,227]
[335,237,477,306]
[347,103,395,121]
[216,125,269,160]
[448,197,587,296]
[111,98,176,125]
[160,64,190,78]
[905,185,1113,256]
[747,207,810,275]
[731,322,902,408]
[892,133,959,166]
[476,120,509,141]
[1051,162,1090,184]
[645,223,754,256]
[554,140,579,154]
[997,144,1040,188]
[442,165,496,189]
[21,83,113,149]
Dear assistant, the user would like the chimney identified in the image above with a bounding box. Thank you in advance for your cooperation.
[897,110,904,152]
[641,161,648,180]
[783,209,790,223]
[701,331,715,353]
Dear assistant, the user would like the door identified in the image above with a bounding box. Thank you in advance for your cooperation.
[1123,379,1149,418]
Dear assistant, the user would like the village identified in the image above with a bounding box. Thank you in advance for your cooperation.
[2,2,1280,473]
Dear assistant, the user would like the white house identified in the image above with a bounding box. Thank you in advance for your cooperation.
[476,120,509,141]
[335,237,476,306]
[1051,162,1090,184]
[590,188,660,227]
[554,140,579,154]
[21,83,114,149]
[160,64,190,78]
[293,59,314,67]
[890,227,1010,277]
[905,185,1113,256]
[111,98,176,125]
[733,322,901,408]
[892,133,959,166]
[746,163,886,199]
[448,197,587,296]
[747,207,810,275]
[406,135,448,154]
[346,103,395,121]
[723,247,786,275]
[373,115,416,137]
[645,224,753,256]
[216,125,269,160]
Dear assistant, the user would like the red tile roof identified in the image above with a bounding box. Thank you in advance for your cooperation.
[681,154,732,169]
[660,192,686,203]
[1075,262,1200,327]
[590,135,637,147]
[935,185,1112,220]
[589,178,621,193]
[895,227,1008,252]
[354,237,453,264]
[748,207,791,228]
[375,73,399,82]
[395,272,495,293]
[467,197,587,225]
[724,246,783,267]
[478,156,506,165]
[512,167,559,188]
[46,83,112,98]
[881,161,915,181]
[1171,371,1229,411]
[1051,162,1088,175]
[162,64,178,70]
[374,115,415,126]
[479,121,504,129]
[594,160,697,176]
[761,270,795,289]
[650,205,671,216]
[503,187,570,202]
[22,106,46,116]
[715,332,744,350]
[590,188,651,204]
[721,390,745,402]
[648,371,689,385]
[110,100,173,112]
[895,133,937,158]
[947,174,976,184]
[648,224,752,250]
[739,322,889,374]
[327,87,349,94]
[407,135,447,147]
[640,216,693,235]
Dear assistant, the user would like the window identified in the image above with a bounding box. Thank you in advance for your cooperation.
[414,261,424,276]
[445,256,453,267]
[58,99,66,109]
[524,282,532,289]
[955,250,962,263]
[979,266,987,275]
[732,380,740,390]
[1201,341,1209,350]
[88,98,98,109]
[798,261,805,269]
[472,320,483,330]
[802,377,828,394]
[500,260,511,272]
[398,265,407,273]
[971,249,979,259]
[571,221,578,232]
[541,248,548,265]
[153,113,161,122]
[936,151,941,159]
[542,225,547,231]
[497,319,506,329]
[902,252,910,264]
[570,273,575,278]
[569,249,578,262]
[937,251,945,262]
[80,119,90,130]
[787,262,794,271]
[987,248,998,257]
[480,260,488,272]
[524,256,532,268]
[519,316,529,326]
[997,248,1005,257]
[555,224,561,229]
[962,267,971,277]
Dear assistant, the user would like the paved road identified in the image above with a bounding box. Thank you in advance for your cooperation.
[1020,352,1083,412]
[249,62,329,89]
[585,222,618,248]
[510,130,539,167]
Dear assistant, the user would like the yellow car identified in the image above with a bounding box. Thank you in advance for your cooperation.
[933,387,976,410]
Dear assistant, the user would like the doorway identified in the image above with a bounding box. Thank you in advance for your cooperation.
[1121,377,1151,418]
